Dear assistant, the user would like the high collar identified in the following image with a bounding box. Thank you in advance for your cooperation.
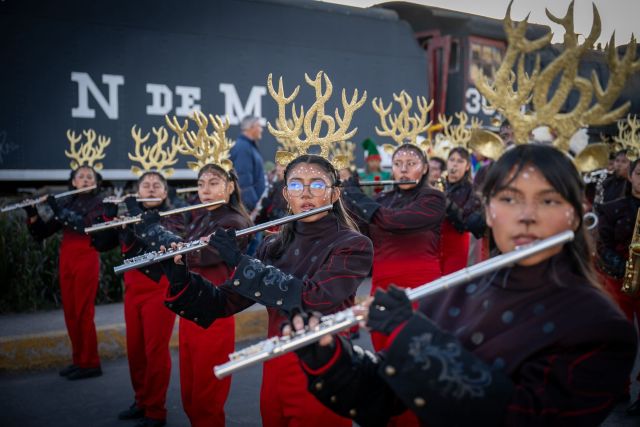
[293,212,339,237]
[491,250,574,292]
[204,203,232,220]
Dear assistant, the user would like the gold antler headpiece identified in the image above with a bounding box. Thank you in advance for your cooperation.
[329,140,356,171]
[612,114,640,160]
[128,125,180,177]
[428,112,480,160]
[165,111,235,173]
[476,0,640,152]
[372,90,434,155]
[267,71,367,168]
[65,129,111,170]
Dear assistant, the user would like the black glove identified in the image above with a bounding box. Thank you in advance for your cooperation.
[140,209,161,225]
[46,195,60,214]
[124,197,142,216]
[342,183,381,222]
[599,250,626,279]
[289,311,338,370]
[161,257,189,294]
[210,228,242,267]
[103,202,118,218]
[23,204,38,218]
[466,212,487,239]
[344,175,360,188]
[367,285,413,335]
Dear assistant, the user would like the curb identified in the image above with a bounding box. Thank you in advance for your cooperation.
[0,310,268,372]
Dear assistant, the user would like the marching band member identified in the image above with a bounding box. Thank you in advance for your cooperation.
[92,126,183,427]
[596,157,640,415]
[141,112,253,427]
[159,72,373,427]
[293,144,637,426]
[441,146,486,274]
[25,130,110,380]
[345,91,444,356]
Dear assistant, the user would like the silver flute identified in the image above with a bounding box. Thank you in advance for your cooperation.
[176,186,199,194]
[84,200,224,234]
[1,185,98,213]
[357,179,418,186]
[113,204,333,275]
[213,230,575,379]
[102,195,163,204]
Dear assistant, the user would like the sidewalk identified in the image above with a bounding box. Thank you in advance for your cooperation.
[0,278,371,372]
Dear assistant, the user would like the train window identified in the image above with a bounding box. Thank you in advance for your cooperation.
[468,37,505,85]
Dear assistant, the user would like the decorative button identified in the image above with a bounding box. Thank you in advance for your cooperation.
[349,409,357,417]
[179,310,185,316]
[385,365,396,376]
[254,291,262,297]
[141,233,146,238]
[413,397,426,407]
[276,299,283,306]
[166,303,173,308]
[330,395,337,403]
[193,317,198,323]
[314,381,323,391]
[233,279,240,286]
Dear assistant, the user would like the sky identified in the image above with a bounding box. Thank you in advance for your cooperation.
[317,0,639,46]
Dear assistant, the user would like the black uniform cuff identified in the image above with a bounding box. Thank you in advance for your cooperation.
[342,187,381,222]
[229,255,303,312]
[381,312,513,426]
[164,272,221,328]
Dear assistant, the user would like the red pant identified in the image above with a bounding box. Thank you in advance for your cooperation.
[124,270,176,420]
[261,352,351,427]
[59,231,100,368]
[179,315,234,427]
[440,220,470,275]
[370,258,442,351]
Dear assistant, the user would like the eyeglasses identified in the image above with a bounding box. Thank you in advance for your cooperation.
[286,180,331,197]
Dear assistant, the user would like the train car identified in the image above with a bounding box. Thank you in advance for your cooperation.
[0,0,427,185]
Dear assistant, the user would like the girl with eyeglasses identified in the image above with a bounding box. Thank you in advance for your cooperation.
[160,154,373,427]
[292,144,636,427]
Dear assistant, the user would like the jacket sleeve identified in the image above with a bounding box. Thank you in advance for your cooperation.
[371,190,445,233]
[186,217,252,267]
[596,202,626,278]
[27,214,62,241]
[231,143,259,210]
[301,335,407,427]
[164,268,256,328]
[226,234,373,313]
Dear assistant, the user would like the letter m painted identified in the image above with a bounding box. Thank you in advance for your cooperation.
[219,83,266,126]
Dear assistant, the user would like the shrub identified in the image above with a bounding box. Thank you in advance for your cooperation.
[0,209,123,313]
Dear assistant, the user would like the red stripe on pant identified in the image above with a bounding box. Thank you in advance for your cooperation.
[59,231,100,368]
[179,316,234,427]
[261,352,351,427]
[123,270,176,420]
[440,220,470,275]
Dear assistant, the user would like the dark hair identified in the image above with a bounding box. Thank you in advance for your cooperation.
[630,159,640,175]
[266,154,357,259]
[68,165,102,191]
[198,163,250,221]
[447,147,472,182]
[391,144,430,188]
[481,144,598,287]
[615,148,629,158]
[138,171,168,191]
[429,156,446,172]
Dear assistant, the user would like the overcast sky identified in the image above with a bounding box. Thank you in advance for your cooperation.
[318,0,639,46]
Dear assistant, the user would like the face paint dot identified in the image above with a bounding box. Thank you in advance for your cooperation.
[501,310,514,324]
[448,307,461,317]
[466,283,477,294]
[522,172,530,179]
[542,322,555,334]
[471,332,484,345]
[533,304,545,315]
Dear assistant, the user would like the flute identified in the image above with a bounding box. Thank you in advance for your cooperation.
[84,200,224,234]
[176,186,199,194]
[102,195,163,204]
[113,204,333,275]
[355,179,418,186]
[1,185,98,213]
[212,230,575,379]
